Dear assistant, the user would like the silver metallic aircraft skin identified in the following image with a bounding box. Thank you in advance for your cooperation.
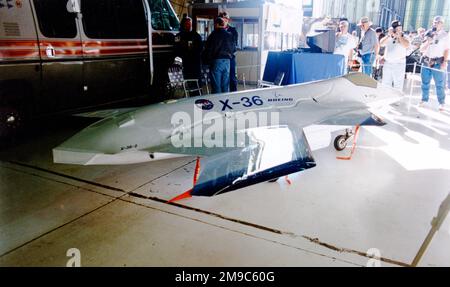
[53,73,401,198]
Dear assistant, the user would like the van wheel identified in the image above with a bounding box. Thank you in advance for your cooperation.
[0,105,24,140]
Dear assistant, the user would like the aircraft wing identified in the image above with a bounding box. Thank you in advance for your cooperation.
[315,109,386,126]
[73,108,138,119]
[172,125,316,198]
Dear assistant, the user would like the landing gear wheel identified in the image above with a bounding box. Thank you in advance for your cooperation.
[334,135,348,151]
[268,178,279,183]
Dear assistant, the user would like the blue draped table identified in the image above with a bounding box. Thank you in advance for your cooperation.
[263,52,346,85]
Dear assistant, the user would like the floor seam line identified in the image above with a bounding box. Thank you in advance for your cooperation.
[0,194,126,259]
[123,193,410,267]
[118,197,363,267]
[1,164,120,199]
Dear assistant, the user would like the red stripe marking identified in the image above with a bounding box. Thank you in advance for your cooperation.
[1,39,148,58]
[83,40,147,48]
[0,40,38,48]
[84,48,147,55]
[167,189,193,203]
[39,40,82,48]
[0,50,40,58]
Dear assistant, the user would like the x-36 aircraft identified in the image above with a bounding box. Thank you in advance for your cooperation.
[53,73,401,201]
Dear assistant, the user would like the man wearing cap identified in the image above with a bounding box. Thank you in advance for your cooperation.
[357,16,379,76]
[419,16,449,111]
[202,17,236,94]
[174,14,203,83]
[219,12,239,92]
[411,28,425,49]
[379,20,410,91]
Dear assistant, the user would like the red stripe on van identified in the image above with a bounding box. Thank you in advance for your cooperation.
[83,40,147,48]
[0,50,40,58]
[1,39,151,59]
[84,47,147,56]
[0,39,39,48]
[0,39,40,59]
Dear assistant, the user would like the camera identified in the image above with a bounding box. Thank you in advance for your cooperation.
[426,27,437,38]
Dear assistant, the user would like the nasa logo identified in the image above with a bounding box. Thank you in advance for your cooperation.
[195,99,214,111]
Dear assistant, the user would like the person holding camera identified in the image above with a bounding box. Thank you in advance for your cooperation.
[379,20,410,91]
[419,16,449,111]
[357,16,379,76]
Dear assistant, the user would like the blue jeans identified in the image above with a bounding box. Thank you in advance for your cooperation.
[447,61,450,89]
[421,63,446,105]
[210,59,230,94]
[361,53,375,76]
[230,56,238,92]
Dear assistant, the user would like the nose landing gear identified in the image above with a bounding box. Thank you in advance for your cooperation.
[333,128,355,151]
[335,126,361,160]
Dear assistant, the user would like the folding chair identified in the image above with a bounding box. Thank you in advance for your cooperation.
[258,71,285,88]
[167,66,202,98]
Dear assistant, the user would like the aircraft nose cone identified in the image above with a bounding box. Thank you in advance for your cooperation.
[59,117,120,153]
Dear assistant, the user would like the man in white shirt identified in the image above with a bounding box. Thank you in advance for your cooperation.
[379,20,409,91]
[419,16,449,111]
[334,20,357,72]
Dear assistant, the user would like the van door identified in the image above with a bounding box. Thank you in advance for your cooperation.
[31,0,83,113]
[79,0,149,106]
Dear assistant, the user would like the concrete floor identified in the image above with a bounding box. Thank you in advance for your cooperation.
[1,77,450,267]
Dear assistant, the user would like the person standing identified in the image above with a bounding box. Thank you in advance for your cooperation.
[447,34,450,91]
[174,15,203,82]
[379,20,409,91]
[419,16,449,111]
[357,16,379,76]
[219,12,239,92]
[334,20,357,72]
[411,28,426,49]
[375,27,385,42]
[202,17,236,94]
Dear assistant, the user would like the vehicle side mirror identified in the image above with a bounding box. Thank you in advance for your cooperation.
[66,0,80,13]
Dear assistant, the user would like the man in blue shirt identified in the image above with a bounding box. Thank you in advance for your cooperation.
[357,16,379,77]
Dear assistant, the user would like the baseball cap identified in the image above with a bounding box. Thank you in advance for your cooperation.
[391,20,402,29]
[358,16,372,26]
[218,12,230,20]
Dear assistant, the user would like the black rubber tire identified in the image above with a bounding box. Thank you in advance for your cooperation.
[0,105,23,139]
[334,135,348,151]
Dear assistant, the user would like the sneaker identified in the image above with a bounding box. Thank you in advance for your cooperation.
[418,101,428,107]
[439,104,446,112]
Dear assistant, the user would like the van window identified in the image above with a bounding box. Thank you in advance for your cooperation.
[81,0,147,39]
[33,0,78,38]
[148,0,180,31]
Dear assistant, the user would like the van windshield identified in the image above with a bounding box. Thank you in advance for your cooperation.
[148,0,180,31]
